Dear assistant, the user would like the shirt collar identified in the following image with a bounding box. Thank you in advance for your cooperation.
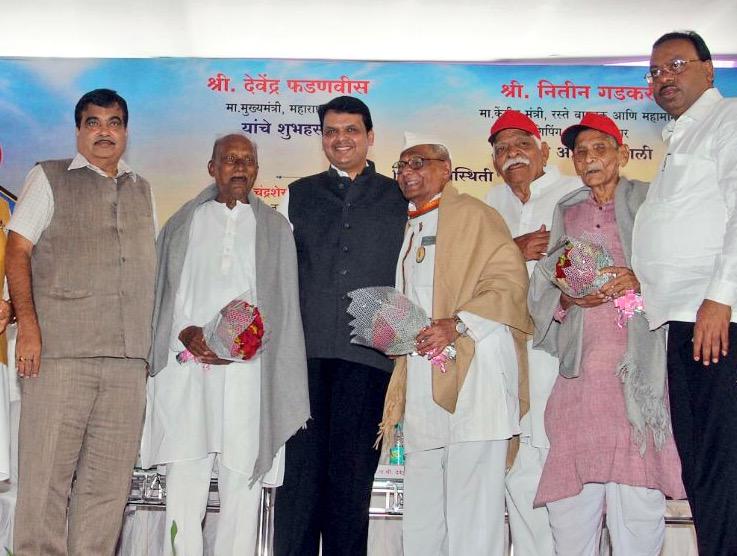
[68,152,136,181]
[505,165,561,201]
[330,160,372,179]
[662,87,722,141]
[408,192,442,212]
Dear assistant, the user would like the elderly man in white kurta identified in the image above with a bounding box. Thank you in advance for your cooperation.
[486,110,579,556]
[141,134,309,556]
[380,133,531,556]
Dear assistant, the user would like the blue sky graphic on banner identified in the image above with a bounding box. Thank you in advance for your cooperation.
[1,58,736,220]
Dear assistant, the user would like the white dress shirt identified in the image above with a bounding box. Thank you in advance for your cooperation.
[486,167,579,448]
[632,88,737,329]
[8,153,157,244]
[398,201,520,454]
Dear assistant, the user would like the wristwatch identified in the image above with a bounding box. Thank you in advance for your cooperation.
[453,315,468,337]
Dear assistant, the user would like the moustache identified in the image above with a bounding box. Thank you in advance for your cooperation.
[502,157,530,171]
[585,163,604,173]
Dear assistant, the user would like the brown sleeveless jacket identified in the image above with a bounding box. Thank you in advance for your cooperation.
[32,159,156,359]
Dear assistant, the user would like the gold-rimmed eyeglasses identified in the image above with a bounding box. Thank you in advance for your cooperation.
[645,58,702,83]
[392,157,445,173]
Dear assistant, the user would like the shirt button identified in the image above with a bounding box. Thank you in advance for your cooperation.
[342,246,349,253]
[338,183,345,190]
[343,222,351,229]
[121,256,127,262]
[599,206,603,211]
[595,224,601,228]
[339,269,348,276]
[346,202,352,208]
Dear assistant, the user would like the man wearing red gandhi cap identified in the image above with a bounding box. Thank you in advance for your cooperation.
[528,113,684,555]
[486,110,578,556]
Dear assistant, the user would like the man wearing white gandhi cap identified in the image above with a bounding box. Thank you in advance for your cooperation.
[379,132,532,555]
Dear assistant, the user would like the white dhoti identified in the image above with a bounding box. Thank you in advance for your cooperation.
[547,482,665,556]
[403,440,508,556]
[504,343,559,556]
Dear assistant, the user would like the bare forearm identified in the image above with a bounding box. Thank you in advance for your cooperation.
[6,234,38,327]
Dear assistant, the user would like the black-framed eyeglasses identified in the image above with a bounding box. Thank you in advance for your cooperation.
[645,58,701,83]
[392,156,445,173]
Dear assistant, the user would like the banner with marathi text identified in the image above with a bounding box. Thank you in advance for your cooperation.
[1,58,735,221]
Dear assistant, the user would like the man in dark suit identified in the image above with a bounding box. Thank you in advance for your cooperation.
[275,96,407,556]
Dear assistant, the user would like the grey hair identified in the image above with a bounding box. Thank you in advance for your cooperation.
[490,133,542,159]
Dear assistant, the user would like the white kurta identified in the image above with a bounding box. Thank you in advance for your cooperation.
[141,200,266,477]
[398,205,519,454]
[486,166,579,448]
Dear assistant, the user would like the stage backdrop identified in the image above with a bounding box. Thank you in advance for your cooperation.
[1,58,736,221]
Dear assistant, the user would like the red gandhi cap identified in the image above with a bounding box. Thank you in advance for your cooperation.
[561,112,623,150]
[488,110,541,144]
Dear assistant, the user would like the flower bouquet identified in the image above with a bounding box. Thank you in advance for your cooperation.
[549,234,643,327]
[552,234,615,298]
[346,286,455,371]
[177,292,265,365]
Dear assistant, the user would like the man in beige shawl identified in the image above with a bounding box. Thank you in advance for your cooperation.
[380,133,531,556]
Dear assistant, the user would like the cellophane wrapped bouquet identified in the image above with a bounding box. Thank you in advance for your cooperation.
[177,292,265,365]
[552,235,615,297]
[550,234,643,326]
[346,286,455,371]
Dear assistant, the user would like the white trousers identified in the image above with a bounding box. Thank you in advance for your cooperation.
[547,482,665,556]
[164,454,262,556]
[505,440,554,556]
[402,439,507,556]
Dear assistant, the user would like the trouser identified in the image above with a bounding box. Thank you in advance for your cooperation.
[164,454,262,556]
[547,482,665,556]
[505,439,554,556]
[667,321,737,556]
[273,358,390,556]
[402,439,508,556]
[13,357,146,556]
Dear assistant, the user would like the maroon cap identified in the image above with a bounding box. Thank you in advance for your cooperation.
[488,110,541,144]
[561,112,623,150]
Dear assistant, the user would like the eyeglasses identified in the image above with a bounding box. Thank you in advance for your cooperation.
[645,59,701,83]
[221,154,257,167]
[392,156,445,173]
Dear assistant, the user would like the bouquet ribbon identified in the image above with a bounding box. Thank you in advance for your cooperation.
[613,289,644,328]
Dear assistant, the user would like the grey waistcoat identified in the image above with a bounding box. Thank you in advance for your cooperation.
[32,159,156,360]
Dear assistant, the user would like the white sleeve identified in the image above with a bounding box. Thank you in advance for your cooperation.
[457,310,504,343]
[7,165,54,244]
[149,186,160,236]
[705,113,737,306]
[276,188,292,230]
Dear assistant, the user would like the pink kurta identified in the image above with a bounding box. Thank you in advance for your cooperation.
[534,196,685,507]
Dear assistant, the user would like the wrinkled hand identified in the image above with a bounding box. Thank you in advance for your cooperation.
[0,300,13,335]
[599,266,640,300]
[514,225,550,261]
[415,318,458,357]
[178,326,230,365]
[560,291,607,310]
[693,299,731,366]
[16,320,42,378]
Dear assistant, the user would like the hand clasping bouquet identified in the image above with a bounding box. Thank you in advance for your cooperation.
[346,286,455,371]
[549,234,643,326]
[176,291,265,365]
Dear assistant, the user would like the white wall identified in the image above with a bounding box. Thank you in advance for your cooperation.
[1,0,736,61]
